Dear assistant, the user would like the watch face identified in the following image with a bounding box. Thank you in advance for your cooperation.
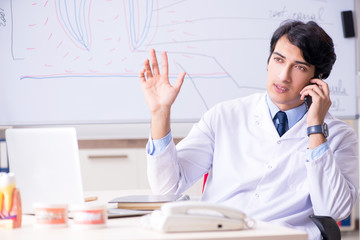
[323,123,329,138]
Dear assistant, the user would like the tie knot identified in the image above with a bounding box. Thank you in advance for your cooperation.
[275,111,287,124]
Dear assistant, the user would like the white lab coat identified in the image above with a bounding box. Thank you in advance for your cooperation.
[147,93,358,240]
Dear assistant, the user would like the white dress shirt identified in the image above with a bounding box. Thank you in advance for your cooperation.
[146,92,358,240]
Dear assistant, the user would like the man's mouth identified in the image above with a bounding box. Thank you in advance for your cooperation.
[274,83,288,93]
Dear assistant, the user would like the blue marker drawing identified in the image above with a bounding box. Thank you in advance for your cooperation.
[126,0,154,51]
[56,0,92,51]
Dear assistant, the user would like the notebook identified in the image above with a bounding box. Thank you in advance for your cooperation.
[109,194,190,210]
[6,127,85,214]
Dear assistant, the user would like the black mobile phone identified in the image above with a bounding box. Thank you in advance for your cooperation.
[304,95,312,109]
[304,74,323,109]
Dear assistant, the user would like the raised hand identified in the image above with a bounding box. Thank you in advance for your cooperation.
[139,49,186,139]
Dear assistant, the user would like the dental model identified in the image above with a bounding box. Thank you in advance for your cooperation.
[0,172,22,228]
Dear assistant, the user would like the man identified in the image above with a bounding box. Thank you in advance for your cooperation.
[139,20,358,240]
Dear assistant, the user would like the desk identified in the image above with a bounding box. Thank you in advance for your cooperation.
[1,190,308,240]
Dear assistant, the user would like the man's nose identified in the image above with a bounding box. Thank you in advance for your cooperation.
[278,66,291,82]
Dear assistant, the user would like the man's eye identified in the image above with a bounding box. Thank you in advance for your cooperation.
[296,65,306,71]
[274,57,283,63]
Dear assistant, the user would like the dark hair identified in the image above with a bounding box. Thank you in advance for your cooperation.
[268,20,336,79]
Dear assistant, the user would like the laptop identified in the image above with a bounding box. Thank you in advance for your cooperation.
[5,127,151,218]
[6,127,85,214]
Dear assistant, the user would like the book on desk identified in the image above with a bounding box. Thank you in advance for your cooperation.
[108,194,190,210]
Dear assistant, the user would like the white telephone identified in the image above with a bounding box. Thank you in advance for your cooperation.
[142,201,255,233]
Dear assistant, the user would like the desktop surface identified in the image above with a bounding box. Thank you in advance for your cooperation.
[3,215,307,240]
[1,190,307,240]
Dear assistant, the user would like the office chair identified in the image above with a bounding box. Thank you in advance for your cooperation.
[309,214,341,240]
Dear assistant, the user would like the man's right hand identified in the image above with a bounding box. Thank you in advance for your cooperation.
[139,49,186,139]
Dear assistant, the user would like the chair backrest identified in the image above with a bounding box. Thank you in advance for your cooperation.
[309,215,341,240]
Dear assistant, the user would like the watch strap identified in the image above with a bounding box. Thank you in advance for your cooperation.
[307,123,328,138]
[307,125,323,136]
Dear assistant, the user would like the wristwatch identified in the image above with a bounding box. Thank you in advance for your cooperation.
[307,123,329,138]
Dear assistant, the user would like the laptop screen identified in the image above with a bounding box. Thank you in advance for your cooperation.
[6,127,84,214]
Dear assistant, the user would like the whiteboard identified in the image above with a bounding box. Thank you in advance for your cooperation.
[0,0,357,126]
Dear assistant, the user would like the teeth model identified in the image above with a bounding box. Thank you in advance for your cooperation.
[0,172,16,213]
[0,172,22,229]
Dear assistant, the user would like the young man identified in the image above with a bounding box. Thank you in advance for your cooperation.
[139,20,358,240]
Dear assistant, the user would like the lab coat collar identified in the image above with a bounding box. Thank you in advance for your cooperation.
[253,93,308,139]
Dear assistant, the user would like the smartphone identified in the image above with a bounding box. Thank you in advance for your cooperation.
[304,74,323,109]
[304,95,312,109]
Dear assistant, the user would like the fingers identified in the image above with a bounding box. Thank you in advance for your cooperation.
[161,51,168,77]
[174,72,186,91]
[150,48,160,76]
[300,81,331,115]
[143,59,153,80]
[300,79,329,99]
[142,49,165,81]
[141,49,186,91]
[305,86,325,99]
[139,68,146,83]
[310,78,329,96]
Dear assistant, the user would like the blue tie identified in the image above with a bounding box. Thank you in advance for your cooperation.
[275,111,287,137]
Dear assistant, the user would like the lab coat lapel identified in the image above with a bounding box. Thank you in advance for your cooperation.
[252,94,280,138]
[284,113,308,139]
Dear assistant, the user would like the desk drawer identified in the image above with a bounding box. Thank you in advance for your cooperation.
[79,148,148,191]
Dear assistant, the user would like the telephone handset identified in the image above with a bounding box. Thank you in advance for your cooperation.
[304,73,323,109]
[142,201,256,233]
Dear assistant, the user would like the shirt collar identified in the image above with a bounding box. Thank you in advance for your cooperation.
[265,93,307,129]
